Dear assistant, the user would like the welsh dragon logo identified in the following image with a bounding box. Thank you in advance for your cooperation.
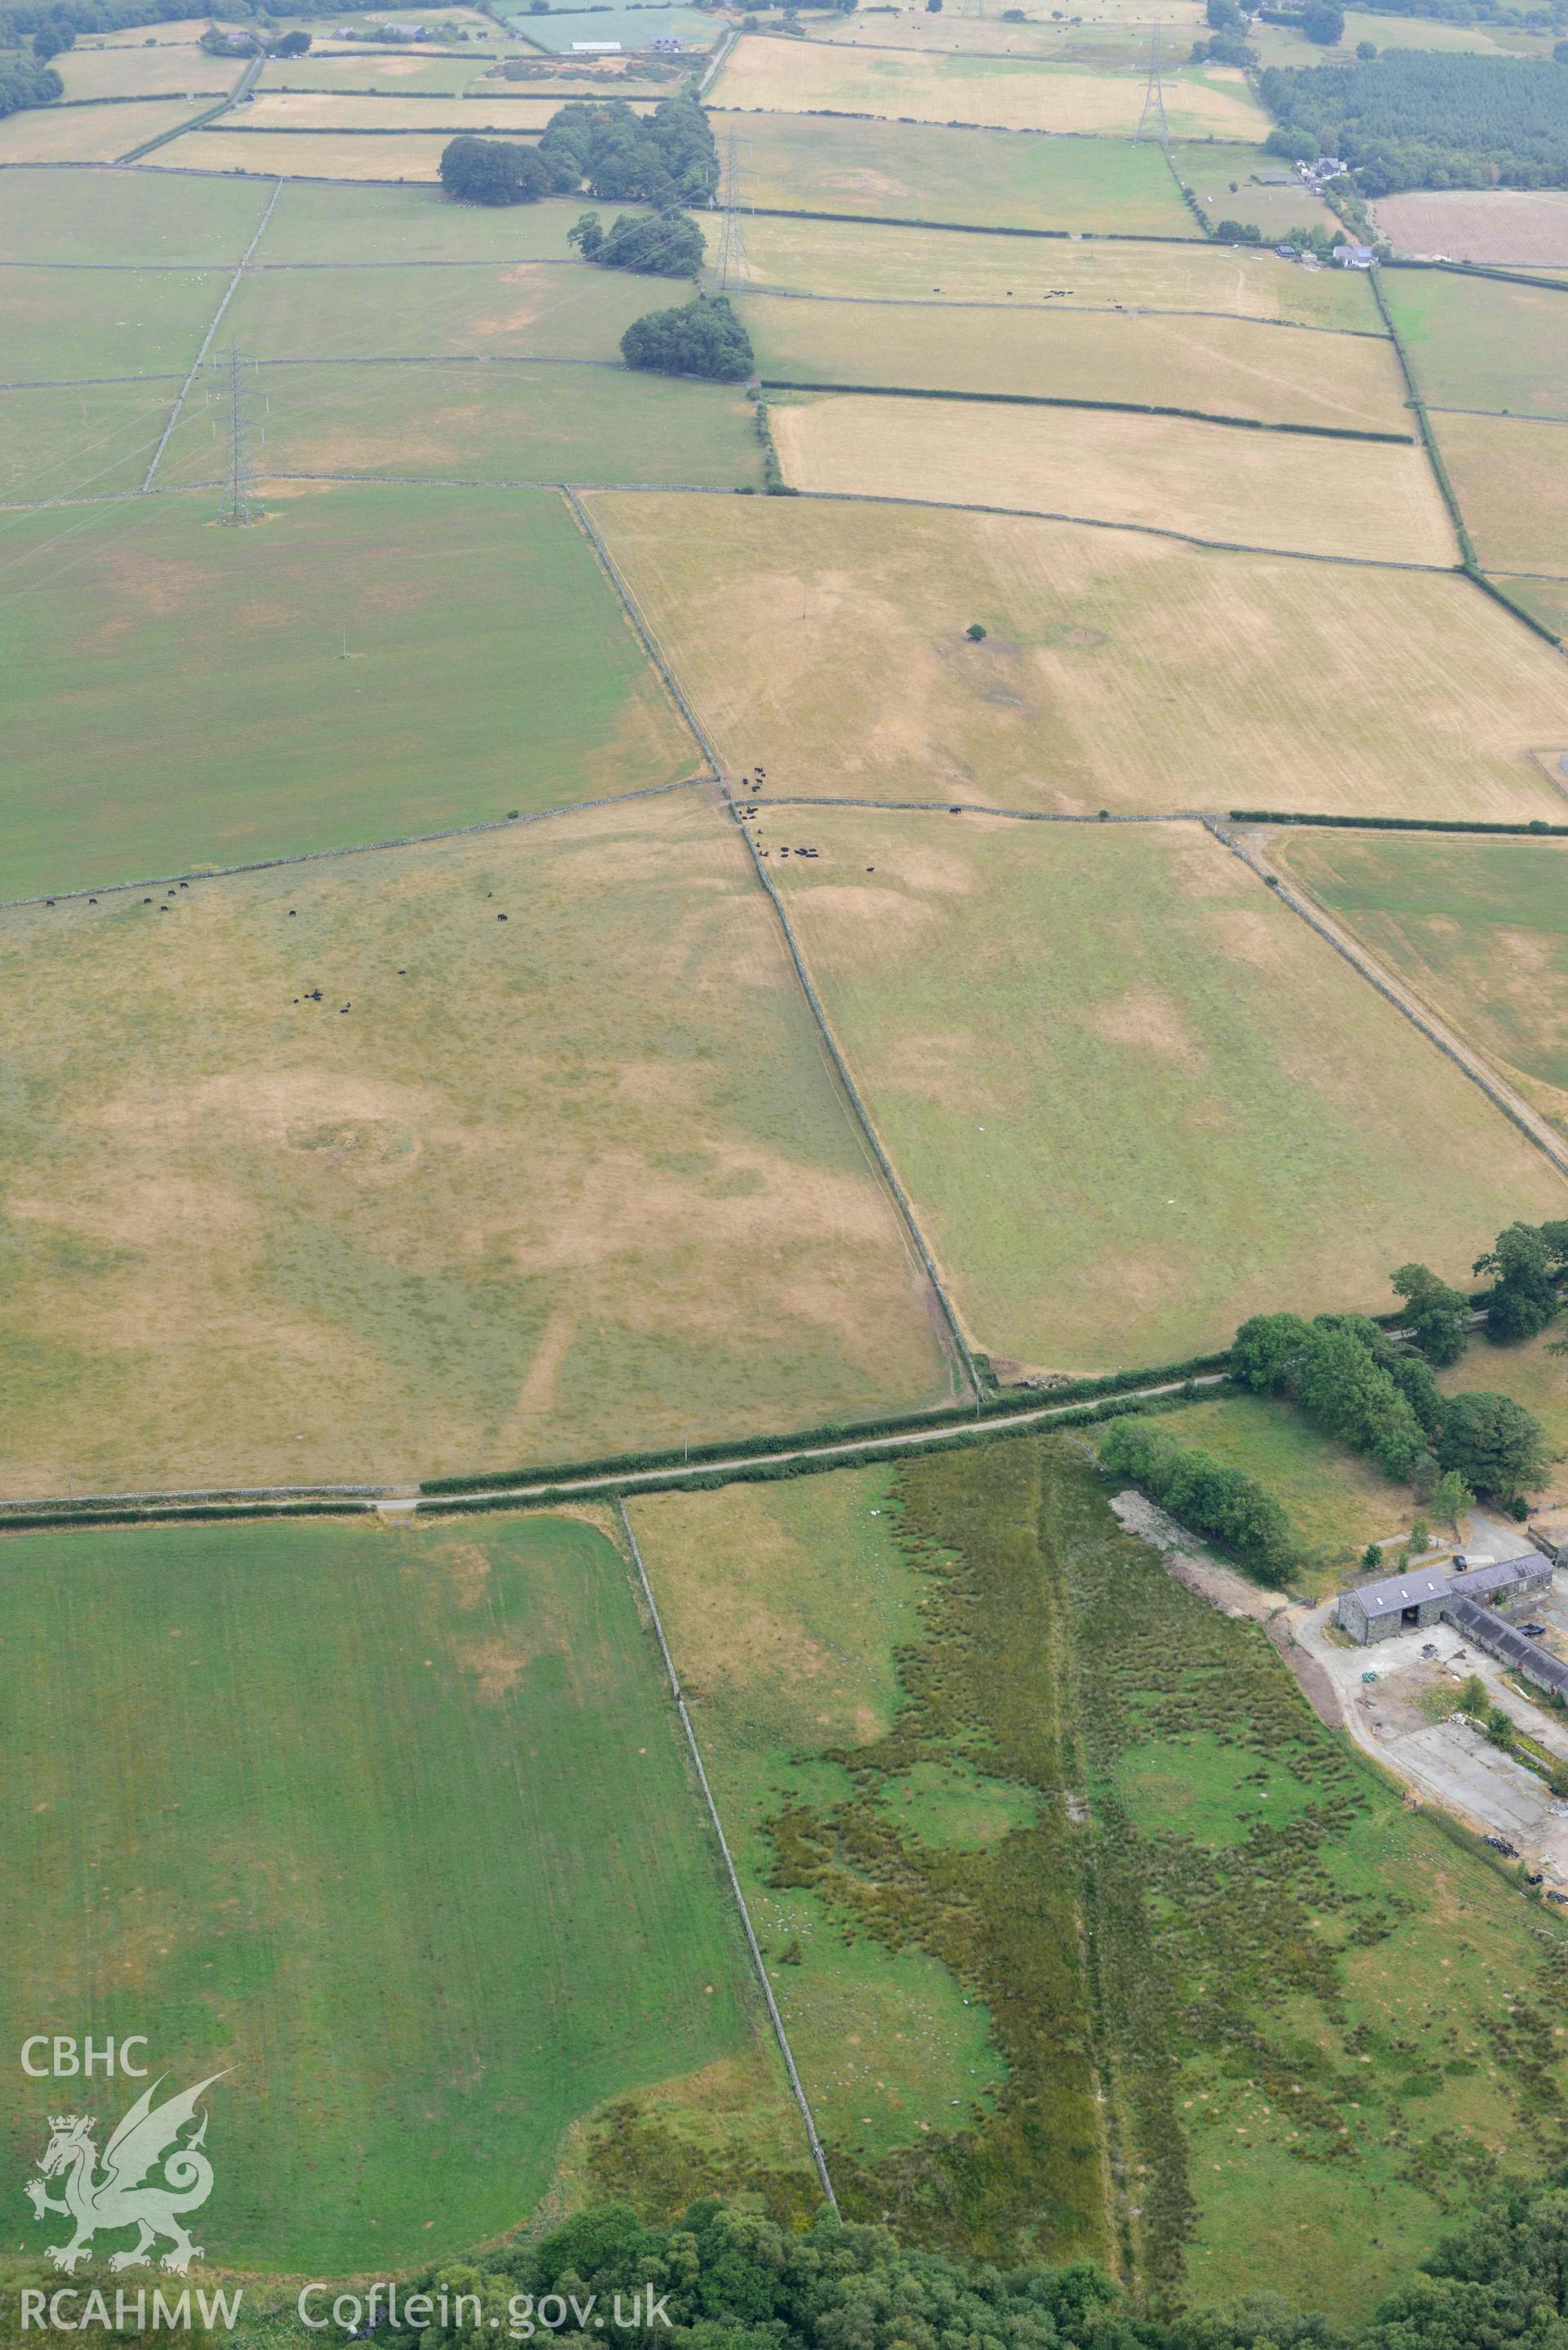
[25,2073,226,2276]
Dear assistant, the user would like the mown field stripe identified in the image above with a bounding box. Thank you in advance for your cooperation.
[140,174,282,492]
[616,1498,840,2211]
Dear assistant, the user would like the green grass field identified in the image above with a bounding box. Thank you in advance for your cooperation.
[0,165,273,265]
[742,295,1410,433]
[154,359,762,488]
[736,214,1380,328]
[141,125,510,179]
[1249,6,1539,65]
[257,47,489,92]
[708,109,1194,234]
[764,812,1567,1371]
[256,183,626,262]
[589,493,1568,821]
[0,485,696,897]
[640,1438,1568,2316]
[0,378,181,502]
[52,37,236,96]
[1,265,225,386]
[223,257,679,360]
[1439,1329,1568,1469]
[0,791,952,1494]
[1276,832,1568,1138]
[0,1509,804,2270]
[1111,1391,1413,1588]
[1383,267,1568,418]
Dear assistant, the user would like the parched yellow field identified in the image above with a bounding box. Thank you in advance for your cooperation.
[764,812,1568,1371]
[0,792,952,1495]
[52,40,236,97]
[236,91,558,130]
[51,43,229,99]
[813,0,1205,50]
[709,33,1266,138]
[587,494,1568,820]
[0,96,208,161]
[140,127,470,179]
[737,215,1380,330]
[1432,410,1568,575]
[771,395,1454,565]
[745,298,1411,434]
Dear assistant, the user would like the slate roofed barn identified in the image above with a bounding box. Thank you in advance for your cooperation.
[1337,1564,1451,1644]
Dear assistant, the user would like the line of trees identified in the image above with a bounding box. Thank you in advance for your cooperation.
[1261,51,1568,193]
[0,0,381,33]
[1229,1220,1567,1504]
[1100,1416,1298,1584]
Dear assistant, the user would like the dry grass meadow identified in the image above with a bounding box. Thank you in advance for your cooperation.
[1374,189,1568,264]
[0,792,952,1496]
[256,182,609,261]
[0,163,273,262]
[737,215,1379,329]
[221,256,672,359]
[52,38,235,96]
[709,109,1193,234]
[0,96,209,160]
[589,494,1565,819]
[769,394,1452,564]
[1432,411,1568,573]
[709,33,1266,138]
[237,91,561,130]
[140,127,465,178]
[745,297,1413,433]
[1276,830,1568,1138]
[766,812,1568,1371]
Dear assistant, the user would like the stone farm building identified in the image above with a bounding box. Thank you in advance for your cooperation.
[1337,1552,1553,1644]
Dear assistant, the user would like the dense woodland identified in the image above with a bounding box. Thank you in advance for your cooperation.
[360,2183,1568,2350]
[1262,50,1568,188]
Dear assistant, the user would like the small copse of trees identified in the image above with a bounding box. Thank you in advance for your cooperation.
[439,135,549,206]
[569,206,705,276]
[621,292,754,381]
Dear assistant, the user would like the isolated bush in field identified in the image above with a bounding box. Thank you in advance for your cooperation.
[273,29,311,55]
[1301,0,1344,42]
[1392,1261,1472,1367]
[439,135,549,205]
[621,292,754,381]
[965,622,987,640]
[1356,39,1377,59]
[1438,1390,1550,1500]
[1485,1705,1517,1750]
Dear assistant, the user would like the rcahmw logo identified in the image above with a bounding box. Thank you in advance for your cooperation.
[19,2036,234,2315]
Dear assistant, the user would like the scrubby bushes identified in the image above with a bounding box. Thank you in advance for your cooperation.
[621,292,754,381]
[1100,1417,1297,1584]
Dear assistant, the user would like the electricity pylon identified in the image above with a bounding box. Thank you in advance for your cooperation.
[715,129,752,293]
[1134,27,1169,147]
[216,346,264,525]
